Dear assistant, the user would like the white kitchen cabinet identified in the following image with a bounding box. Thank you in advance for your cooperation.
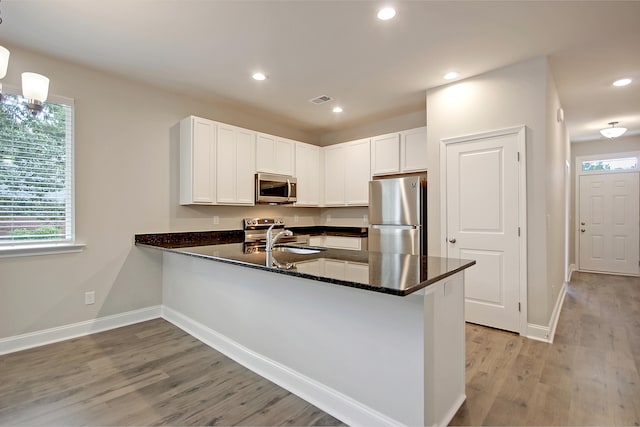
[294,142,322,206]
[371,127,427,176]
[308,235,364,251]
[323,144,346,206]
[401,127,428,172]
[216,123,255,205]
[297,258,369,283]
[256,133,295,176]
[179,116,217,205]
[371,132,401,176]
[323,138,370,206]
[344,138,371,205]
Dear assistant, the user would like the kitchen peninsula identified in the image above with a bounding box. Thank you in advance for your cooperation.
[136,231,475,427]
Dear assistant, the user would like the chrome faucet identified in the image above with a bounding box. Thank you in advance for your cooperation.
[265,224,293,252]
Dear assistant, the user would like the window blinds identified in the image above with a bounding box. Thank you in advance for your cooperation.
[0,94,75,244]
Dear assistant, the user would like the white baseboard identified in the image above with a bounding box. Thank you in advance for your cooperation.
[161,306,403,427]
[568,264,577,281]
[526,281,567,343]
[0,305,162,355]
[439,394,466,427]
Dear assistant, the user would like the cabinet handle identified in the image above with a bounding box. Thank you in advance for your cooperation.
[581,229,586,233]
[581,222,586,226]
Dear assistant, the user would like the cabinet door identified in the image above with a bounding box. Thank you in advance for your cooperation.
[323,235,362,250]
[179,116,216,205]
[371,133,400,176]
[216,124,237,204]
[235,128,256,205]
[324,260,346,280]
[345,138,371,206]
[324,145,346,206]
[256,133,276,173]
[275,137,295,176]
[401,127,427,172]
[344,262,369,283]
[295,142,321,206]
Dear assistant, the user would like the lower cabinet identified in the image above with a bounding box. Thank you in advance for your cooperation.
[295,259,369,283]
[309,235,365,250]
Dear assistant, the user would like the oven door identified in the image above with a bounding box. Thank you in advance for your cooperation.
[255,173,296,204]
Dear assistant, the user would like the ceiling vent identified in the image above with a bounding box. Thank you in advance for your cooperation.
[309,95,333,104]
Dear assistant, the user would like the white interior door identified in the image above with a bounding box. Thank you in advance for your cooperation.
[579,172,639,275]
[444,127,524,333]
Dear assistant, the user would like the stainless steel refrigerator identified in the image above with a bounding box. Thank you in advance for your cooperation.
[368,173,427,255]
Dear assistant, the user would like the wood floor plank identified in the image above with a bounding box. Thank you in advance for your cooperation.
[452,271,640,426]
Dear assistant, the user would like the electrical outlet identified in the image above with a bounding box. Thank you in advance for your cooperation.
[213,216,220,225]
[326,214,331,222]
[85,291,95,305]
[294,215,299,222]
[363,214,368,224]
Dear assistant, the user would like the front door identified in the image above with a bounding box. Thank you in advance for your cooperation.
[579,172,639,275]
[443,126,524,333]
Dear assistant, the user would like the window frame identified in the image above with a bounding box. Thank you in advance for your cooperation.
[0,85,84,257]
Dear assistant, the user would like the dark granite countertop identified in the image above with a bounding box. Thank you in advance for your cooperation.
[135,231,475,296]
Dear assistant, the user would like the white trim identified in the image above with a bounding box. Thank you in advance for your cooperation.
[161,306,403,427]
[525,281,567,343]
[0,242,86,258]
[0,306,161,355]
[439,394,467,427]
[568,263,577,281]
[440,125,528,336]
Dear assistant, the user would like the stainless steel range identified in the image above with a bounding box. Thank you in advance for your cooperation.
[243,218,309,253]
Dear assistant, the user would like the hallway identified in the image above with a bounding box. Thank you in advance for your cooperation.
[451,271,640,426]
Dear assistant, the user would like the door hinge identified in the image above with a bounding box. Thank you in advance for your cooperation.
[517,151,520,162]
[518,302,521,312]
[518,227,521,236]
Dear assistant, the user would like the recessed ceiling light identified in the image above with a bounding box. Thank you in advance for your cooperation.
[377,7,396,20]
[252,72,266,81]
[332,106,343,113]
[443,72,459,80]
[613,78,632,87]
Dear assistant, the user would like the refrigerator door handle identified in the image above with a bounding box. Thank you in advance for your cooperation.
[370,224,419,230]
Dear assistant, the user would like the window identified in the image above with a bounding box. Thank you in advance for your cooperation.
[581,157,638,172]
[0,93,75,247]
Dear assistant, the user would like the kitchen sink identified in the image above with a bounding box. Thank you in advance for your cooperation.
[273,245,326,255]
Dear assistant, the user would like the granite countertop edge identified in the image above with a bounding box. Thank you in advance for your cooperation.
[135,234,476,297]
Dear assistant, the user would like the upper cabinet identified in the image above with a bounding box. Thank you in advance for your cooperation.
[295,142,322,206]
[216,124,256,205]
[371,132,401,176]
[371,127,427,176]
[400,127,428,173]
[256,133,295,176]
[179,116,217,205]
[324,138,371,206]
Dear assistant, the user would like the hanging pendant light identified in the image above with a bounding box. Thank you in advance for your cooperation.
[0,45,9,101]
[599,121,627,139]
[22,72,49,114]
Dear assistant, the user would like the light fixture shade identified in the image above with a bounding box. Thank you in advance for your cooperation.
[0,45,9,79]
[22,72,50,103]
[600,125,627,139]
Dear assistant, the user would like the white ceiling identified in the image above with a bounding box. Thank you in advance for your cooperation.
[1,1,639,142]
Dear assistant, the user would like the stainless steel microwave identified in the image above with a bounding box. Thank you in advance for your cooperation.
[255,173,297,204]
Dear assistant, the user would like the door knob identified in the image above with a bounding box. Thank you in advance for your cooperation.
[449,238,457,244]
[581,229,586,233]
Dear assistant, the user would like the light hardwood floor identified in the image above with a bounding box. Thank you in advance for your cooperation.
[451,271,640,426]
[0,319,344,426]
[1,271,638,426]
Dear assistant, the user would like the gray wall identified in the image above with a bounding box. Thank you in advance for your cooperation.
[0,44,322,339]
[426,56,570,328]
